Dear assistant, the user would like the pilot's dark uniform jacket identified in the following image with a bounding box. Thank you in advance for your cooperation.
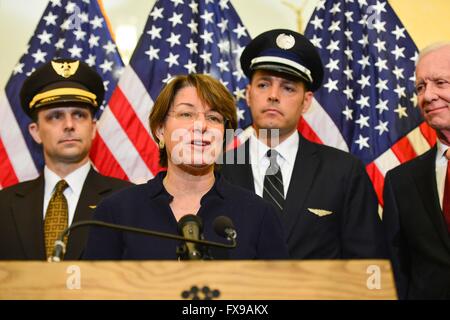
[221,29,386,259]
[0,59,132,260]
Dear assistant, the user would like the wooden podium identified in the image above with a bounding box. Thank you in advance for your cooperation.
[0,260,397,300]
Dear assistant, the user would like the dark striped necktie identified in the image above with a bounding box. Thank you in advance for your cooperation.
[263,149,285,212]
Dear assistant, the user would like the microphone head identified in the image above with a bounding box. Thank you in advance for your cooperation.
[213,216,235,238]
[178,214,203,234]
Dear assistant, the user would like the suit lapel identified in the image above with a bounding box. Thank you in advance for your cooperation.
[65,168,110,260]
[283,134,319,238]
[411,146,450,252]
[231,141,255,192]
[11,176,46,260]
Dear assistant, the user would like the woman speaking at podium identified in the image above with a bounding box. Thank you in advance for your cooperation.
[83,74,289,260]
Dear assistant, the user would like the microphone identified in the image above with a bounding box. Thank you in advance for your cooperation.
[213,216,237,241]
[177,214,203,260]
[50,218,237,262]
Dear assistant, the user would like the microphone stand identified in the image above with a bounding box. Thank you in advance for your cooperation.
[50,220,237,262]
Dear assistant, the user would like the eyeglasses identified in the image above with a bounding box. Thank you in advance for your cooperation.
[167,109,226,126]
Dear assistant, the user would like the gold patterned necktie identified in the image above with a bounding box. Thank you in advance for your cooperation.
[44,180,69,259]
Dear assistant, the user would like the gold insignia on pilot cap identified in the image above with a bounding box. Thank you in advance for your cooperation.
[51,60,80,78]
[276,33,295,50]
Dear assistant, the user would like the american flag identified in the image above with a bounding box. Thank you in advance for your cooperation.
[1,0,435,203]
[301,0,436,204]
[0,0,252,188]
[100,0,252,183]
[0,0,124,189]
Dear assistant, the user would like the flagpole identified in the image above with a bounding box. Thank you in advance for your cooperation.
[97,0,116,41]
[281,0,308,33]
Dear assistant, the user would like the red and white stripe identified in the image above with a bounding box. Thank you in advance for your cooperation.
[90,65,162,184]
[0,92,39,189]
[303,104,436,205]
[301,99,348,151]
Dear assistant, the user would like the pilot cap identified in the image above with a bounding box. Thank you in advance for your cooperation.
[20,59,104,117]
[240,29,324,91]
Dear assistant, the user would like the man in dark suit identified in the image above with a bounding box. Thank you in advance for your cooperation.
[0,59,131,261]
[221,29,385,259]
[383,43,450,299]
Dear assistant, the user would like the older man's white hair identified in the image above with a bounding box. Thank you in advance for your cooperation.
[417,42,450,64]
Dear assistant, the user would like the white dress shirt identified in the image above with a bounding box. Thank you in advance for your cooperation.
[435,140,450,209]
[249,131,299,198]
[43,162,91,225]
